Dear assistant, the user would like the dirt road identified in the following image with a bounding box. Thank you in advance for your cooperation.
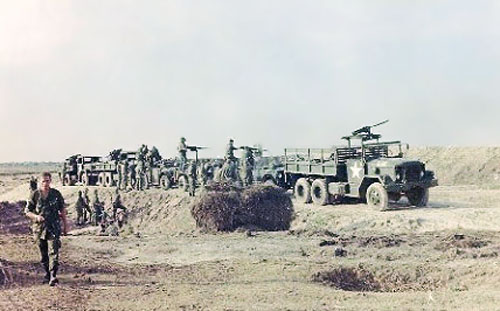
[1,182,500,310]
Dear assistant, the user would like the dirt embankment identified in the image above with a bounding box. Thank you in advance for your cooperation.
[407,146,500,186]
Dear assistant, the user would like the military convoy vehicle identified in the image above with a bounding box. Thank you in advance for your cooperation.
[61,154,102,186]
[282,120,438,210]
[253,156,286,187]
[62,151,173,189]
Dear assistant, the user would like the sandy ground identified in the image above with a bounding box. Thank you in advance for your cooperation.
[1,177,500,310]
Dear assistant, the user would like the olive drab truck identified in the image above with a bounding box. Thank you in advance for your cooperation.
[283,120,438,210]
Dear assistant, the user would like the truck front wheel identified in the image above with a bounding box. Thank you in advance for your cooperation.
[311,179,329,206]
[294,178,312,204]
[407,187,429,207]
[366,182,388,211]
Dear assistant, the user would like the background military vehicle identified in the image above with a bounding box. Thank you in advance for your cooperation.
[282,120,438,210]
[61,154,102,186]
[253,156,285,186]
[62,150,172,189]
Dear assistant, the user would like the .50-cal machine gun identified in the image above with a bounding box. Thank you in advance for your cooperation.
[342,119,389,147]
[186,145,208,162]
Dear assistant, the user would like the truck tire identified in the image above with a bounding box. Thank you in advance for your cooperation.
[105,173,114,187]
[63,174,72,186]
[160,175,171,190]
[98,173,105,186]
[407,187,429,207]
[81,173,90,186]
[311,179,329,206]
[294,178,312,204]
[178,175,188,192]
[366,182,388,211]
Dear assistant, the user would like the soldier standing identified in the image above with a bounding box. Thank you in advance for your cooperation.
[240,147,255,186]
[135,159,145,191]
[91,189,103,226]
[82,188,91,223]
[225,139,237,162]
[177,137,188,171]
[197,160,209,188]
[187,160,197,196]
[74,190,86,225]
[25,172,68,286]
[119,158,128,190]
[128,162,136,190]
[145,149,154,188]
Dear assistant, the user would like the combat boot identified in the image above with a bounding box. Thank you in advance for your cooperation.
[42,265,50,284]
[49,270,59,286]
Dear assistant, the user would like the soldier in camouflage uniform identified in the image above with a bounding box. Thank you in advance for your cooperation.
[112,189,126,222]
[187,160,197,196]
[225,139,237,162]
[128,163,136,190]
[74,190,86,225]
[25,172,68,286]
[177,137,188,171]
[240,147,255,186]
[82,188,91,223]
[197,160,209,188]
[219,139,237,183]
[91,189,103,226]
[145,149,154,188]
[135,159,145,191]
[118,157,128,190]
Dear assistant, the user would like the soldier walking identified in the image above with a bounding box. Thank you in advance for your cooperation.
[25,172,68,286]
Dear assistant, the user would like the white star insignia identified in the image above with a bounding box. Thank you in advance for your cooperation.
[350,161,363,179]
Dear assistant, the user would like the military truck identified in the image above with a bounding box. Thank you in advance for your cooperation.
[62,150,172,189]
[61,154,102,186]
[283,120,438,210]
[253,156,286,186]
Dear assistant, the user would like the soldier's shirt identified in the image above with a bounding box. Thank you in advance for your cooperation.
[27,188,65,240]
[74,196,85,211]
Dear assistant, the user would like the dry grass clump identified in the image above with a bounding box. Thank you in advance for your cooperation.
[190,183,293,233]
[312,267,380,291]
[237,185,293,231]
[191,188,240,232]
[312,266,445,292]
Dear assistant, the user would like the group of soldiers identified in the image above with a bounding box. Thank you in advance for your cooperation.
[73,188,127,230]
[178,137,258,194]
[115,145,161,191]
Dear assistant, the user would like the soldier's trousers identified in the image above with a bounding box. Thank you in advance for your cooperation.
[38,238,61,273]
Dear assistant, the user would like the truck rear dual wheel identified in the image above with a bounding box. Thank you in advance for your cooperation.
[81,173,90,186]
[98,173,105,186]
[105,173,114,187]
[294,178,312,204]
[311,179,329,206]
[366,182,388,211]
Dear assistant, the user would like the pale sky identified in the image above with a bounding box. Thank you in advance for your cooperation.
[1,0,500,162]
